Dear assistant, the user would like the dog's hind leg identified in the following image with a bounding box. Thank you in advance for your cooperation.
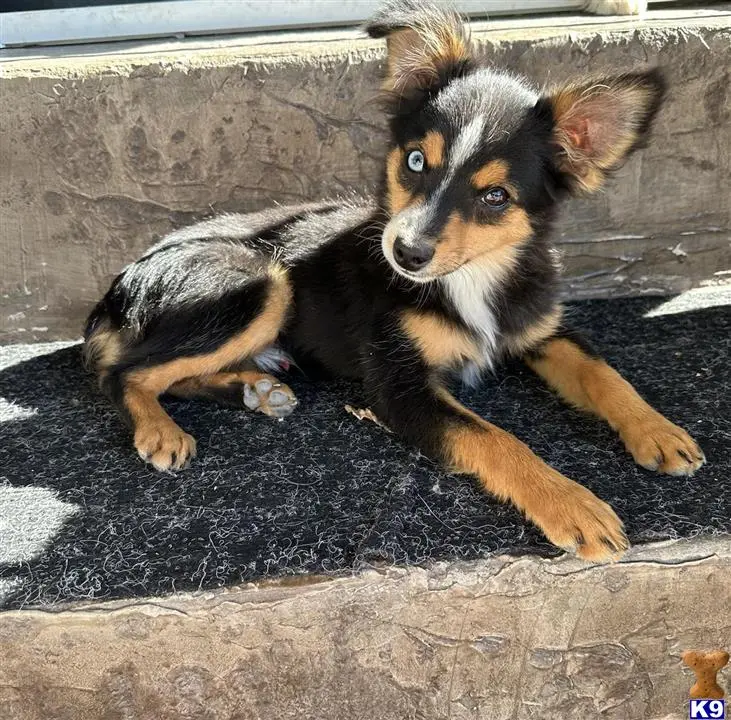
[168,370,298,418]
[122,383,198,471]
[97,267,292,471]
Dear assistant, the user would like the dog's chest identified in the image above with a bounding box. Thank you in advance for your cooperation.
[441,266,502,381]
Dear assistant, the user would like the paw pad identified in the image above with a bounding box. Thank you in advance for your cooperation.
[243,377,298,418]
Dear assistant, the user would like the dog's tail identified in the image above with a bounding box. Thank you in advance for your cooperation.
[82,298,123,378]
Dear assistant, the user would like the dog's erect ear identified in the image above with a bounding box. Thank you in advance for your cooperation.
[366,1,473,110]
[539,70,666,193]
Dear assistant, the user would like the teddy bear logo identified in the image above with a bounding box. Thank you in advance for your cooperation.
[683,650,729,700]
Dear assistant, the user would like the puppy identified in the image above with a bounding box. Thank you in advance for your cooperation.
[84,1,704,562]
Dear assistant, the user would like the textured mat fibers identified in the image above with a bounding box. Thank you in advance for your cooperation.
[0,296,729,609]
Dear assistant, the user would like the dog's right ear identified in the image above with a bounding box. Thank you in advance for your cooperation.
[366,1,473,112]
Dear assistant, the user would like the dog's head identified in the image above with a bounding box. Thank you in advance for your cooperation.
[367,0,665,282]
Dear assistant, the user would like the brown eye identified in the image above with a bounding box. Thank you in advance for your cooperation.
[481,187,509,208]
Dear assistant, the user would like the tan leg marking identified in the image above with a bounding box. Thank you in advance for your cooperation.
[439,389,627,562]
[128,268,291,396]
[126,386,197,471]
[526,339,705,476]
[170,370,297,418]
[125,268,292,470]
[167,371,258,398]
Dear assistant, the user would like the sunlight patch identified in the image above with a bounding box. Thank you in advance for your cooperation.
[0,577,21,604]
[0,398,38,423]
[0,486,80,565]
[644,284,731,318]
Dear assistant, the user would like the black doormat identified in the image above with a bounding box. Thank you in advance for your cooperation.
[0,296,729,609]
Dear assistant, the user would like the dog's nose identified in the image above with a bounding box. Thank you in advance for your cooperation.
[393,237,434,272]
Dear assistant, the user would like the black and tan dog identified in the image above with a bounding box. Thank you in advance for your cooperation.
[84,1,705,562]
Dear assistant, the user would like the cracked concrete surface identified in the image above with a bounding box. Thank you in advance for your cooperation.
[0,537,728,719]
[1,10,730,341]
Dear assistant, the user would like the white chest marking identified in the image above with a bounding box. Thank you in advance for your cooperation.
[442,261,507,378]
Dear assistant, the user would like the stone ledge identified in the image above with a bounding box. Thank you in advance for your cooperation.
[1,7,730,341]
[0,537,729,719]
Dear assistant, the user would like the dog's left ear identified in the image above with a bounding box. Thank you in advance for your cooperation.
[366,1,473,111]
[539,70,666,193]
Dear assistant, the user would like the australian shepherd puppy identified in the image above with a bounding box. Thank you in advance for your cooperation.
[84,1,705,562]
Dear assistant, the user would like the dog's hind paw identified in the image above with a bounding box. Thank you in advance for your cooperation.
[243,376,298,418]
[135,421,197,472]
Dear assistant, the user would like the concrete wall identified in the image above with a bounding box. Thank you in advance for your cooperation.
[1,11,730,342]
[0,538,729,720]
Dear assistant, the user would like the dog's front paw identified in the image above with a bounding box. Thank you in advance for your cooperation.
[135,421,197,471]
[528,474,629,562]
[619,412,705,476]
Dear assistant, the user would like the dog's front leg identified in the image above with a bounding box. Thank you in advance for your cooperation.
[525,334,705,476]
[365,356,628,562]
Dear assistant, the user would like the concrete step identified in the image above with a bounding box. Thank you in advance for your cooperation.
[1,538,729,719]
[1,5,730,342]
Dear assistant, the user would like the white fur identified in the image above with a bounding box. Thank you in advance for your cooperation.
[447,116,486,178]
[441,260,506,376]
[253,346,295,374]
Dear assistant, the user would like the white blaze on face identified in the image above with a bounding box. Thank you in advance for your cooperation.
[383,116,489,280]
[446,116,486,179]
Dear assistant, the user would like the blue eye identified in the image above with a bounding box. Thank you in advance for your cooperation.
[406,149,425,173]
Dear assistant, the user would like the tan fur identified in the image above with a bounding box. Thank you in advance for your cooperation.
[83,326,122,381]
[470,160,512,192]
[122,267,292,471]
[437,386,628,562]
[420,130,445,168]
[385,134,444,214]
[401,310,482,369]
[168,370,276,398]
[526,339,705,475]
[503,306,563,357]
[127,266,291,395]
[169,370,296,419]
[549,80,657,192]
[428,207,532,276]
[386,147,415,215]
[383,12,471,94]
[384,153,530,277]
[125,384,197,471]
